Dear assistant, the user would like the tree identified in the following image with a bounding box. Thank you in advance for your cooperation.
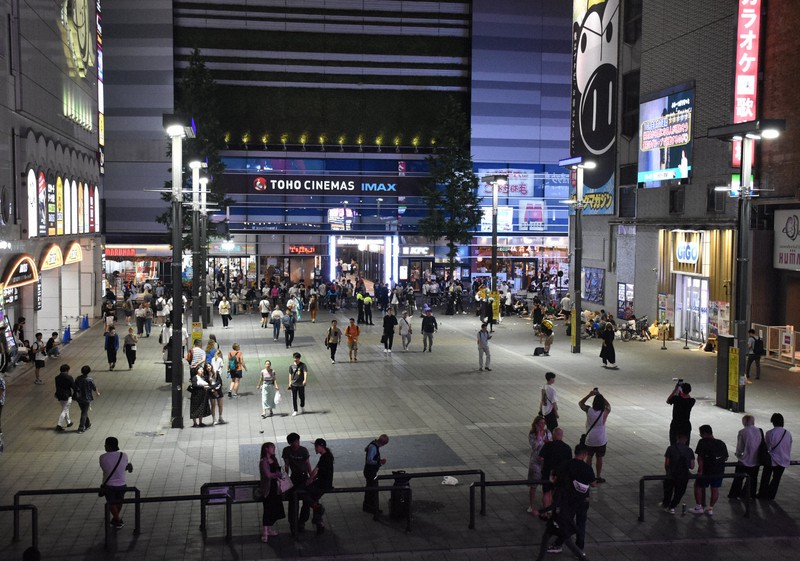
[418,98,483,280]
[156,49,232,246]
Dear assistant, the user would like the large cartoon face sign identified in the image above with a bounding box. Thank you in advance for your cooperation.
[574,0,619,160]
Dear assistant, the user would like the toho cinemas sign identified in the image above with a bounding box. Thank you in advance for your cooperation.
[223,173,426,197]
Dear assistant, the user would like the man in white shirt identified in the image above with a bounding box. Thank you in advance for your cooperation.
[728,414,761,500]
[560,294,572,320]
[99,436,133,529]
[540,372,559,431]
[758,413,792,500]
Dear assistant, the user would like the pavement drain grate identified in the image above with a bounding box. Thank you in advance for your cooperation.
[134,431,165,437]
[412,499,446,513]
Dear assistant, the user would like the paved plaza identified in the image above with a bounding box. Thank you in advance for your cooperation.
[2,307,800,560]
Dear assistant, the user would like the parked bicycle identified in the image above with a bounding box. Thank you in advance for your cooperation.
[620,315,650,342]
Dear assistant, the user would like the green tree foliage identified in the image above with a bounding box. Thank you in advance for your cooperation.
[418,98,482,279]
[156,49,232,246]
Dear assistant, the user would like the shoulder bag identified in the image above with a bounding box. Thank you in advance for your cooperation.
[99,452,124,497]
[579,411,602,446]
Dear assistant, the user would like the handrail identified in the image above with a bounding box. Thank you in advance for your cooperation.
[292,485,413,538]
[105,493,230,549]
[0,504,38,550]
[199,480,260,532]
[467,479,548,529]
[638,473,750,522]
[375,468,486,516]
[14,486,141,542]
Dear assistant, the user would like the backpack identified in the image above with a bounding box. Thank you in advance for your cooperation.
[282,314,292,327]
[228,352,239,372]
[156,299,164,311]
[753,337,766,356]
[541,319,553,331]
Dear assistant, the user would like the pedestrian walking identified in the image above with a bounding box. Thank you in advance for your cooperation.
[540,372,558,431]
[399,310,413,351]
[345,318,360,362]
[477,322,492,371]
[690,425,728,515]
[745,328,763,382]
[363,434,389,514]
[758,413,793,500]
[227,343,246,398]
[54,364,75,431]
[218,296,232,329]
[308,293,318,323]
[99,436,133,529]
[104,327,119,371]
[282,308,296,348]
[135,303,146,336]
[421,308,438,352]
[143,304,153,337]
[259,296,271,328]
[579,389,610,483]
[74,365,99,433]
[123,328,138,369]
[257,359,278,418]
[599,322,617,368]
[325,319,342,363]
[270,308,284,341]
[288,352,308,416]
[381,308,398,353]
[259,442,286,542]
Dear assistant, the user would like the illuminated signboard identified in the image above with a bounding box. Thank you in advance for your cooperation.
[289,245,316,255]
[27,169,37,238]
[37,172,47,236]
[638,88,694,187]
[3,255,39,289]
[40,244,65,271]
[105,247,135,258]
[97,0,105,175]
[732,0,762,168]
[56,177,65,235]
[479,206,514,232]
[400,246,432,256]
[64,241,84,264]
[328,207,354,231]
[518,199,547,232]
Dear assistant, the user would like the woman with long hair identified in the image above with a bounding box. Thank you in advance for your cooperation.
[528,415,552,516]
[257,359,278,418]
[259,442,285,542]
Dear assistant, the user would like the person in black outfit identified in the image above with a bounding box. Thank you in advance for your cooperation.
[667,381,695,445]
[282,433,312,533]
[661,433,695,513]
[259,441,285,542]
[382,308,398,353]
[74,365,100,433]
[363,434,389,514]
[301,438,334,534]
[538,428,573,514]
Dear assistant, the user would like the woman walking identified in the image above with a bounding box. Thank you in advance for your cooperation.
[227,343,247,398]
[308,293,318,324]
[257,360,278,418]
[600,322,618,368]
[105,327,119,370]
[218,296,232,329]
[527,415,552,516]
[259,442,286,542]
[190,363,211,427]
[123,327,138,369]
[399,310,413,351]
[270,308,283,342]
[206,361,225,425]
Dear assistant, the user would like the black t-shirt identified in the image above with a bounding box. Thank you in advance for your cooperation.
[539,440,573,479]
[668,394,696,428]
[282,445,310,480]
[695,437,728,476]
[314,451,334,489]
[560,458,596,488]
[664,443,694,477]
[383,314,398,333]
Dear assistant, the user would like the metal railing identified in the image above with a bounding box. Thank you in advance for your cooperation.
[13,487,141,543]
[375,468,486,517]
[1,504,38,550]
[199,480,260,533]
[106,493,230,548]
[468,478,548,529]
[638,473,751,522]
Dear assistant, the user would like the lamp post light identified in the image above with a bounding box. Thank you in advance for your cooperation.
[163,114,195,429]
[708,118,785,412]
[559,156,596,354]
[482,175,508,293]
[189,160,206,325]
[199,177,210,327]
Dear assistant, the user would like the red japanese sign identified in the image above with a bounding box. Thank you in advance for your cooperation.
[732,0,762,168]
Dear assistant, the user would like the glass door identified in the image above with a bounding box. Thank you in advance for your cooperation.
[676,275,709,342]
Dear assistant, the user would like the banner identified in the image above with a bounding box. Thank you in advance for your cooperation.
[570,0,619,215]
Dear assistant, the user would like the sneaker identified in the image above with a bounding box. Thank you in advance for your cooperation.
[383,349,388,353]
[112,520,124,529]
[67,422,74,428]
[689,505,705,514]
[227,391,232,398]
[77,429,85,434]
[745,379,753,385]
[668,507,675,514]
[55,425,64,432]
[479,367,484,371]
[292,411,298,417]
[331,359,335,364]
[705,507,714,516]
[388,349,392,353]
[217,418,226,425]
[546,545,562,553]
[34,379,44,385]
[485,367,492,371]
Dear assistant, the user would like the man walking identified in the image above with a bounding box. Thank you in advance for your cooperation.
[288,352,308,416]
[345,318,360,362]
[74,365,100,433]
[325,319,342,364]
[728,414,762,500]
[363,434,389,515]
[745,329,762,382]
[477,322,492,371]
[54,364,75,431]
[540,372,558,431]
[667,380,695,445]
[421,308,438,352]
[282,308,296,348]
[690,424,728,515]
[258,295,271,328]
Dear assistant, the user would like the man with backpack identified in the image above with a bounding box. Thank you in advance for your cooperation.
[282,307,296,348]
[746,329,764,382]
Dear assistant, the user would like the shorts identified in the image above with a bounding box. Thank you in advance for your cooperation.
[229,370,243,379]
[105,316,114,326]
[587,444,606,457]
[35,360,45,368]
[261,312,269,318]
[347,340,358,350]
[103,485,127,504]
[695,476,723,488]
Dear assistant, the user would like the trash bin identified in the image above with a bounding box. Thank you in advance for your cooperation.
[165,361,172,383]
[389,470,411,519]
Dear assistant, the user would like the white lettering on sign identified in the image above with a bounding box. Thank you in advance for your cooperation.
[676,241,700,264]
[401,246,431,256]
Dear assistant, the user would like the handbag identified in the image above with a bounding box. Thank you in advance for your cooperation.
[278,476,293,494]
[99,452,124,497]
[380,334,387,344]
[579,411,603,446]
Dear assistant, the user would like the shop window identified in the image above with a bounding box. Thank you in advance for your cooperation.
[624,0,642,45]
[621,71,640,139]
[669,188,684,215]
[618,185,637,218]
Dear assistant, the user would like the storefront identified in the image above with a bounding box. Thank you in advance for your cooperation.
[104,245,171,288]
[470,235,569,292]
[657,229,734,342]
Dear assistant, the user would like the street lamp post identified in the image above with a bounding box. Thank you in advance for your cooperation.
[163,114,195,429]
[199,177,210,327]
[482,175,508,294]
[708,118,785,412]
[559,156,596,354]
[189,161,205,325]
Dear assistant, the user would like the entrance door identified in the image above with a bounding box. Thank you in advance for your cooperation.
[676,275,708,342]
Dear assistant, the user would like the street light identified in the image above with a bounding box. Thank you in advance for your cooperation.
[199,176,210,327]
[708,118,785,411]
[189,160,207,326]
[559,156,596,354]
[482,175,508,294]
[163,113,195,429]
[221,240,235,297]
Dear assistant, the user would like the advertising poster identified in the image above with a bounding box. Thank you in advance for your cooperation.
[56,176,64,235]
[27,169,37,239]
[638,88,694,186]
[89,185,96,232]
[519,199,546,231]
[46,178,56,236]
[728,347,739,403]
[83,183,90,233]
[774,209,800,270]
[71,180,79,234]
[78,182,85,233]
[480,206,513,232]
[570,0,619,215]
[37,172,47,236]
[63,178,72,235]
[617,282,634,320]
[584,267,605,304]
[94,186,100,231]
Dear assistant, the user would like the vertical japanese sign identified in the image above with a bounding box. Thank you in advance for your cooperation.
[570,0,619,216]
[37,172,47,236]
[46,178,56,236]
[732,0,762,168]
[56,176,64,235]
[27,169,37,239]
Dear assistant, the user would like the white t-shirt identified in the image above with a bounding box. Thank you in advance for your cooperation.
[99,451,129,487]
[542,384,557,415]
[585,408,608,447]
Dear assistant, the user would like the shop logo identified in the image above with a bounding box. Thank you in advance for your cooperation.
[676,241,700,264]
[782,214,799,241]
[361,182,396,192]
[253,177,267,191]
[60,0,95,78]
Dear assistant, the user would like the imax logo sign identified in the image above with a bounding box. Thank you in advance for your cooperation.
[361,183,397,192]
[676,241,700,264]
